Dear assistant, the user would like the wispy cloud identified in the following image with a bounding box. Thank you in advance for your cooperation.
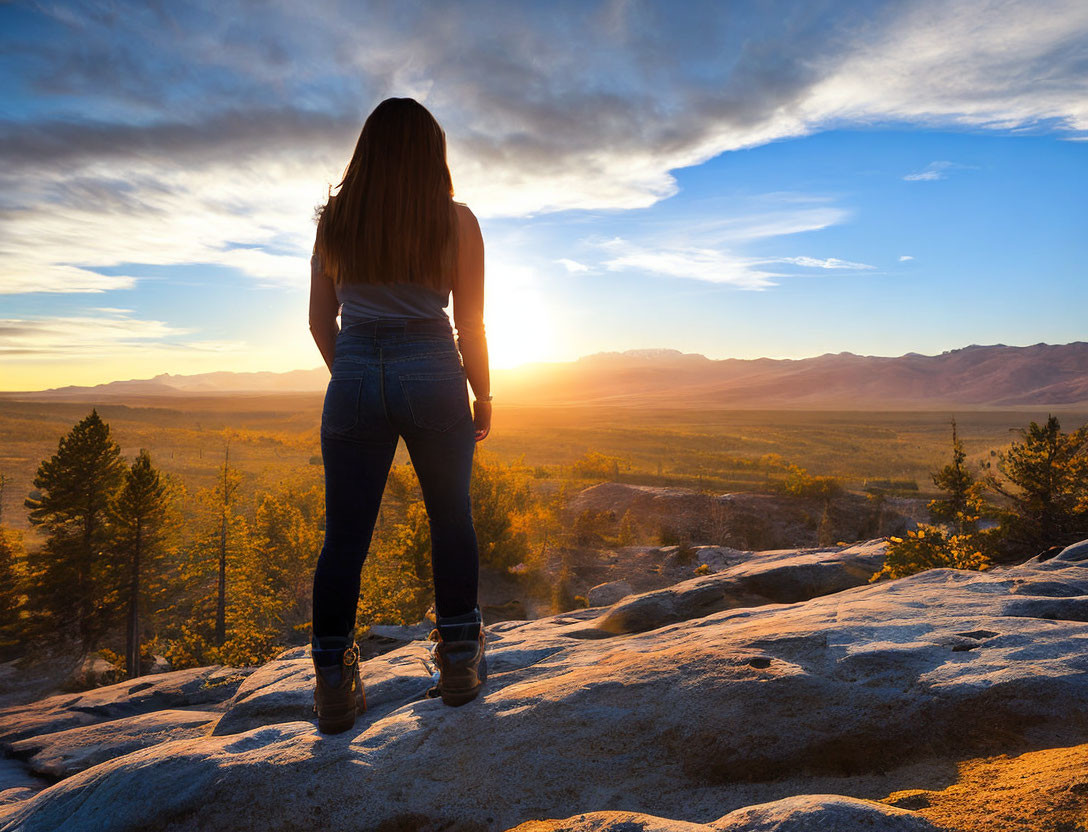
[902,160,979,181]
[0,312,199,358]
[899,254,914,261]
[775,256,875,270]
[584,199,872,288]
[905,166,950,182]
[0,268,139,295]
[0,311,189,352]
[682,207,852,244]
[556,258,590,273]
[600,239,786,289]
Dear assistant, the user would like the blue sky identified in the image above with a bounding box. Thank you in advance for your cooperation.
[1,0,1086,388]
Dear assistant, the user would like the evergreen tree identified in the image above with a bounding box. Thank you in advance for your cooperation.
[251,483,323,635]
[0,525,25,655]
[470,450,531,571]
[928,418,978,534]
[0,471,15,650]
[214,443,242,647]
[155,479,251,669]
[617,509,639,546]
[212,517,281,667]
[352,499,435,628]
[983,415,1088,555]
[24,409,126,648]
[109,449,168,678]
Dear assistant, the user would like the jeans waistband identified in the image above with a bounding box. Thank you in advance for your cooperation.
[339,317,453,337]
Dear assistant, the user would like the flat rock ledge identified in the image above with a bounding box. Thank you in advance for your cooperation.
[505,794,940,831]
[1,538,1086,831]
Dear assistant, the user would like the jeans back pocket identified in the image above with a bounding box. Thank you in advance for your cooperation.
[399,371,470,432]
[322,377,362,434]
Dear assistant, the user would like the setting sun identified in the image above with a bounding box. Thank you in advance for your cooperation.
[472,263,557,370]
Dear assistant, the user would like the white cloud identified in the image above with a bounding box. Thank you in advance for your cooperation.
[1,267,139,295]
[899,254,914,261]
[904,170,945,182]
[684,207,852,244]
[0,312,196,358]
[0,157,325,296]
[586,200,872,287]
[556,258,590,273]
[775,256,875,270]
[2,0,1086,303]
[800,1,1088,134]
[600,239,785,290]
[903,160,965,181]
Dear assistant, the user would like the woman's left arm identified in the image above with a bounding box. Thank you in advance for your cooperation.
[309,252,339,373]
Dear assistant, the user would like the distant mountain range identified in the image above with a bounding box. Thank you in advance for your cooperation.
[3,342,1086,409]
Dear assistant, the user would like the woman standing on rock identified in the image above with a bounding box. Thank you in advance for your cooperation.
[308,97,491,732]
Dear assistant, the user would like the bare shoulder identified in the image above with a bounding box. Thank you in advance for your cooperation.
[454,201,481,232]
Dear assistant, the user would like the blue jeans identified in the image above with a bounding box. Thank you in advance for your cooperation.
[312,317,480,640]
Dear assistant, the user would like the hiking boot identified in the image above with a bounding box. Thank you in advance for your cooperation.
[425,606,487,707]
[311,634,366,734]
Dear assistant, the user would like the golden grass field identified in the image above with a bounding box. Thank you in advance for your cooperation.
[3,394,1084,540]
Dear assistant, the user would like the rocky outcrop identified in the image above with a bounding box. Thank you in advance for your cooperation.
[2,538,1088,831]
[0,665,253,746]
[10,709,221,779]
[568,483,921,550]
[506,794,942,831]
[580,539,887,636]
[586,580,634,607]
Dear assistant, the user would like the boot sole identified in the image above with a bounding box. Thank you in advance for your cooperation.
[317,711,357,733]
[439,681,482,707]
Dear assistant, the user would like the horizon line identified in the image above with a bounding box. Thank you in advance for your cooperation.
[1,339,1084,395]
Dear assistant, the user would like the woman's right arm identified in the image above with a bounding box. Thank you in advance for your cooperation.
[452,204,491,442]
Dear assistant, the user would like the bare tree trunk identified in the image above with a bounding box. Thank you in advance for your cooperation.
[126,520,142,678]
[215,444,230,647]
[215,502,228,643]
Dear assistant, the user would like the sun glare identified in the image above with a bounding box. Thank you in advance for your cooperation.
[477,303,554,370]
[475,269,556,370]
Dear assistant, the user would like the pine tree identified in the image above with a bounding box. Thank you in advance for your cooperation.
[213,515,281,667]
[24,409,127,649]
[983,414,1088,555]
[214,443,242,647]
[354,499,435,628]
[469,451,531,571]
[0,471,14,648]
[251,483,324,635]
[617,509,639,546]
[155,479,250,669]
[109,449,168,678]
[929,418,979,534]
[0,525,25,655]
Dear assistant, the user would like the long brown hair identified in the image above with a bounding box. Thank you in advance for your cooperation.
[314,97,458,292]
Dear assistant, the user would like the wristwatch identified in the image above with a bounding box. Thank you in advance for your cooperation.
[475,394,493,402]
